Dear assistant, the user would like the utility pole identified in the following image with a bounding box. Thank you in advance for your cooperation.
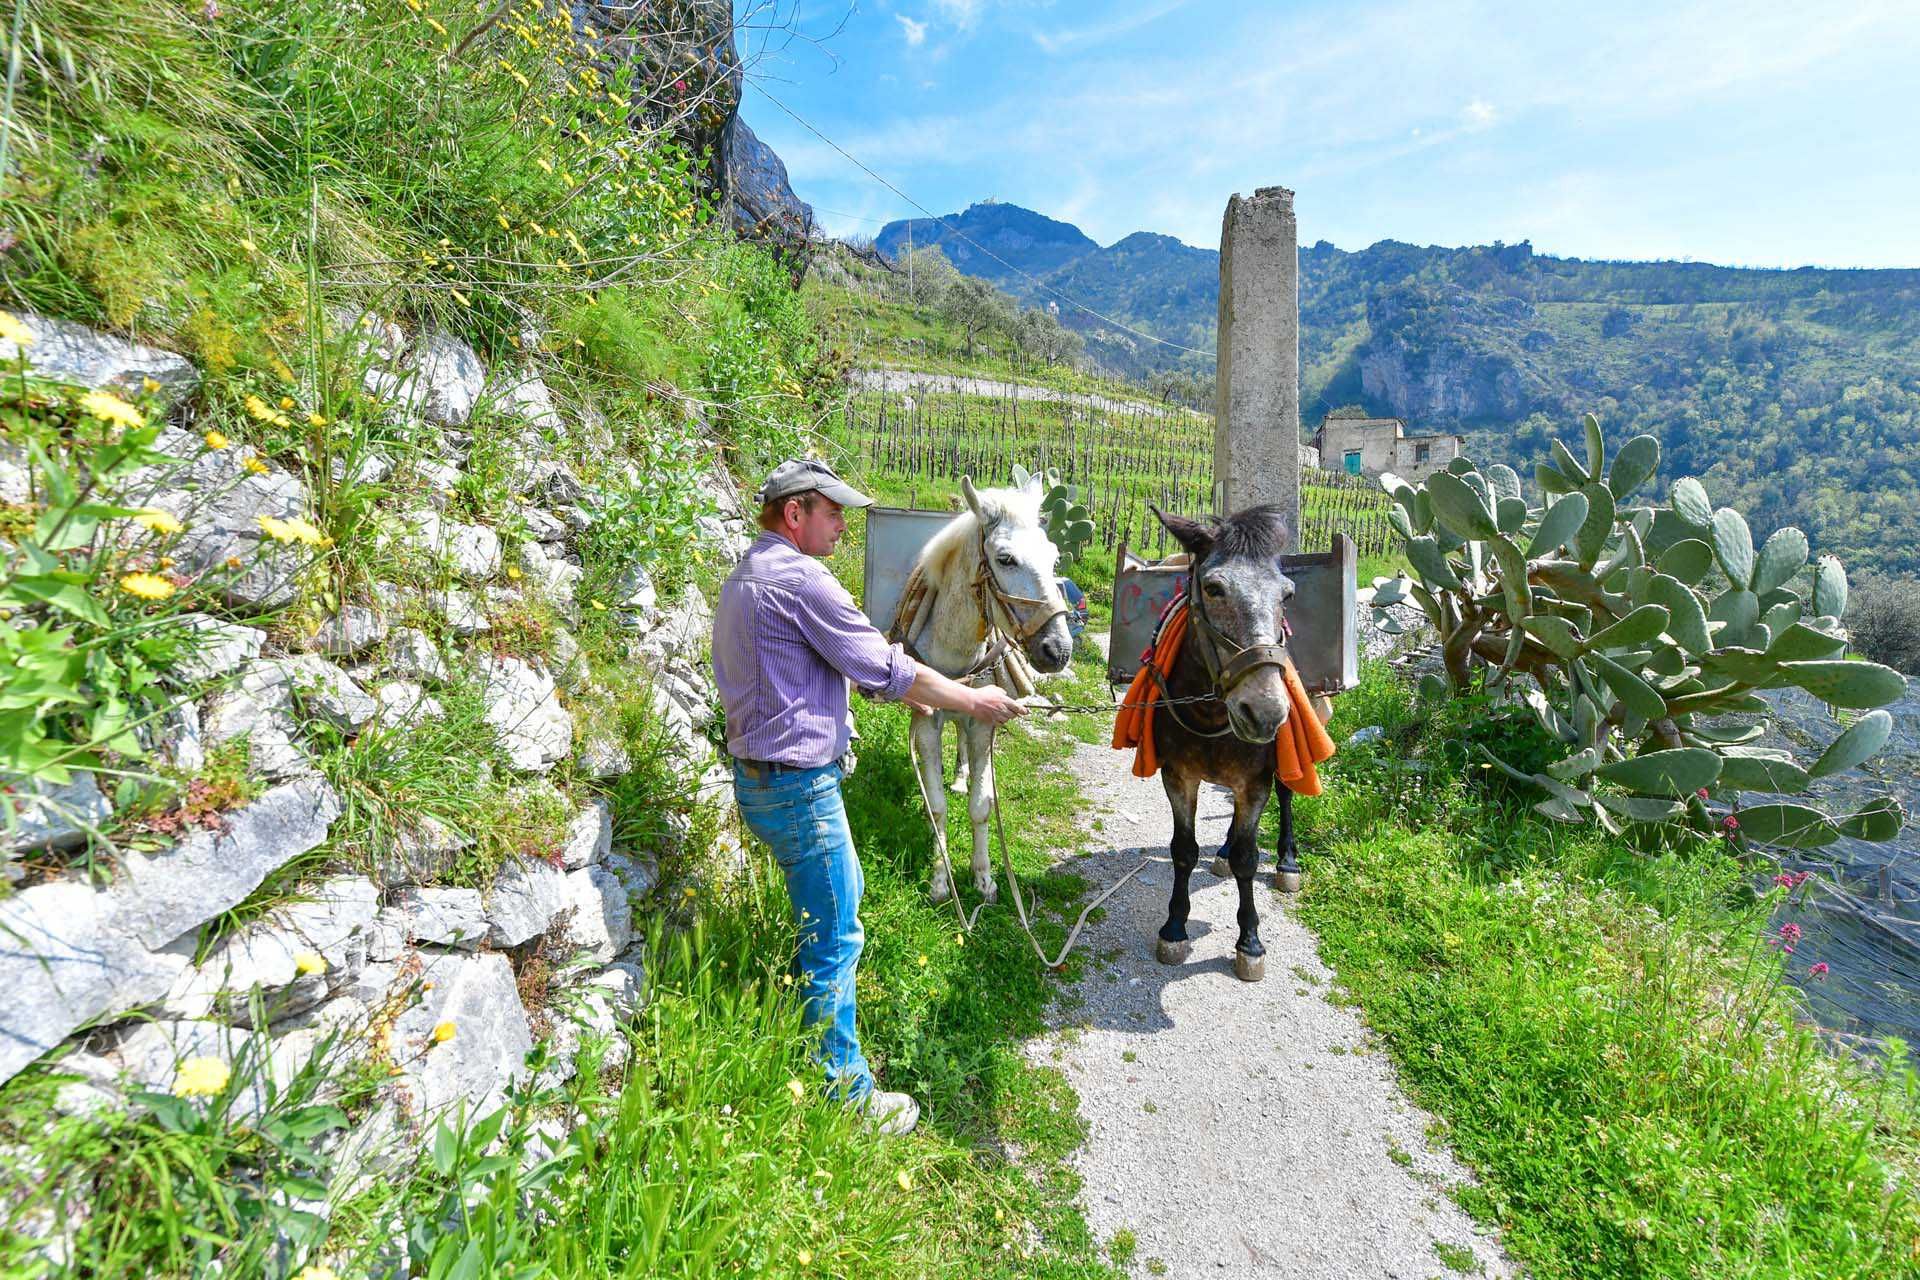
[1213,186,1300,531]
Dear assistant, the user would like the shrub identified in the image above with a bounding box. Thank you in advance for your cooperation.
[1846,573,1920,675]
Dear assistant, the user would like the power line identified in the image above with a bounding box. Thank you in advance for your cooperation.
[749,84,1212,357]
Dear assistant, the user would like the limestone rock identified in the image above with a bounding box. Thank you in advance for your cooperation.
[327,306,407,366]
[382,627,449,685]
[616,563,658,616]
[549,627,585,691]
[306,606,389,658]
[477,656,572,772]
[560,800,613,870]
[561,865,631,964]
[577,736,633,779]
[398,509,501,582]
[376,814,472,887]
[425,585,490,635]
[163,613,265,686]
[161,875,378,1026]
[111,1020,327,1121]
[0,772,113,855]
[391,950,532,1118]
[519,506,568,543]
[601,850,659,902]
[239,655,378,731]
[486,856,569,947]
[521,541,581,609]
[0,313,197,401]
[200,687,313,780]
[490,367,564,433]
[538,980,628,1087]
[373,680,445,730]
[585,959,647,1018]
[114,779,341,950]
[412,332,488,428]
[136,428,310,608]
[0,880,190,1084]
[392,886,488,949]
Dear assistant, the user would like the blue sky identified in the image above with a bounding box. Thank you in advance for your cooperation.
[738,1,1920,268]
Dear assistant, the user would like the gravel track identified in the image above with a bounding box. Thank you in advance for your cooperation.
[1028,729,1513,1279]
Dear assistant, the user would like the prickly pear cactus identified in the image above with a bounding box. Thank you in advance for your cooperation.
[1014,464,1095,562]
[1372,413,1907,846]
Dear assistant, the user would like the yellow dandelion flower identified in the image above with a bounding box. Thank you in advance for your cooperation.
[256,514,329,547]
[243,394,278,423]
[917,954,928,968]
[424,16,446,34]
[896,1169,912,1192]
[172,1056,230,1097]
[432,1021,457,1044]
[133,508,184,536]
[450,289,471,307]
[509,67,530,89]
[539,113,556,128]
[204,429,230,450]
[506,565,522,580]
[269,356,296,382]
[555,259,572,273]
[497,212,512,231]
[80,390,145,428]
[293,1266,340,1280]
[243,456,271,476]
[0,311,36,346]
[528,220,545,236]
[294,951,327,976]
[797,1250,811,1266]
[787,1078,805,1102]
[158,556,175,569]
[307,412,327,427]
[405,0,420,10]
[278,396,295,411]
[142,376,161,393]
[240,237,258,254]
[535,156,553,173]
[119,572,177,601]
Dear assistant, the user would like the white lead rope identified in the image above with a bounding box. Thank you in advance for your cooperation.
[908,719,1151,969]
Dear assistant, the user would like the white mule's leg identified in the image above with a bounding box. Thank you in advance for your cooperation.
[965,717,998,903]
[950,731,969,795]
[911,713,954,903]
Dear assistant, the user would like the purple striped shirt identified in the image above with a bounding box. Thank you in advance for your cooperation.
[713,532,917,767]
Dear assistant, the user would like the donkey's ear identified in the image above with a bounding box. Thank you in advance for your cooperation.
[1018,470,1046,497]
[960,476,983,516]
[1151,504,1214,559]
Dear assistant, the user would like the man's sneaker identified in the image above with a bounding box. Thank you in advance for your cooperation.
[861,1089,920,1136]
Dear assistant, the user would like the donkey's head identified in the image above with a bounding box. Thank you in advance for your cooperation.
[1152,504,1296,743]
[961,474,1073,673]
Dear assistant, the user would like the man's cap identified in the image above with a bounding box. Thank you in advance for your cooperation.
[756,458,873,509]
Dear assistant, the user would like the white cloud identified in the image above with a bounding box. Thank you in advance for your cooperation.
[897,15,928,47]
[1032,1,1195,55]
[1461,98,1497,129]
[932,0,982,30]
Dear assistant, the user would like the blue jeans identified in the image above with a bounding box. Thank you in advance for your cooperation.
[731,760,873,1102]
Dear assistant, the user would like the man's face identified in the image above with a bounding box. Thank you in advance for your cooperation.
[787,494,846,557]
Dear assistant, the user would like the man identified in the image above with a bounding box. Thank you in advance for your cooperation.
[712,458,1026,1135]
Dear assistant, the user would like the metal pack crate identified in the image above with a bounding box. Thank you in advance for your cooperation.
[861,506,959,633]
[1108,532,1357,696]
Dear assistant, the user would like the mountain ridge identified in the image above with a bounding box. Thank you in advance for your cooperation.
[870,202,1920,576]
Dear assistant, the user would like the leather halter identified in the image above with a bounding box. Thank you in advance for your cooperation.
[896,520,1068,684]
[1150,556,1293,739]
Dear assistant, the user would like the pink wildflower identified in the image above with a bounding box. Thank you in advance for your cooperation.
[1773,922,1803,954]
[1808,962,1829,980]
[1722,814,1740,835]
[1696,787,1710,800]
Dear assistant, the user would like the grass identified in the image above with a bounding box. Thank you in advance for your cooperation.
[1289,662,1920,1279]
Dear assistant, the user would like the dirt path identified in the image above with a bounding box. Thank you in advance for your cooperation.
[850,367,1200,417]
[1027,679,1511,1278]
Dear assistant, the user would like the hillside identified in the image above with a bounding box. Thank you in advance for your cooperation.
[876,205,1920,576]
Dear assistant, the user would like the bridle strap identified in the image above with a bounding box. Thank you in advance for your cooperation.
[975,528,1068,644]
[1185,565,1291,701]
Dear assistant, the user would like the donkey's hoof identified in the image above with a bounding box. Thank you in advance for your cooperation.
[1233,951,1266,983]
[1154,937,1191,966]
[929,880,953,906]
[976,882,999,906]
[1273,869,1303,894]
[1210,856,1231,877]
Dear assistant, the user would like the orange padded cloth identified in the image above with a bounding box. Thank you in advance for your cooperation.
[1111,601,1336,795]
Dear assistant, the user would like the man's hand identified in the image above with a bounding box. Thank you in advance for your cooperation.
[968,687,1028,726]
